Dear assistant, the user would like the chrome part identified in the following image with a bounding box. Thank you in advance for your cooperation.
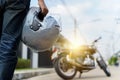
[51,50,58,60]
[66,55,95,70]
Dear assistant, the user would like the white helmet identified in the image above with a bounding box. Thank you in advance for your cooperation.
[22,7,61,52]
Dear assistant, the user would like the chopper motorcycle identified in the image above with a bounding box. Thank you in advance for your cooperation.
[51,37,111,79]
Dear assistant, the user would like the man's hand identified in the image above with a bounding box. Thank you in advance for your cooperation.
[38,0,48,16]
[40,6,48,16]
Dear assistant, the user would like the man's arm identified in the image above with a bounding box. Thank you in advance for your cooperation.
[38,0,48,16]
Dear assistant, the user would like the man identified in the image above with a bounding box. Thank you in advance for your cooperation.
[0,0,48,80]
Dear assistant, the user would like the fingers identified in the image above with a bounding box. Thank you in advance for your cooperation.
[41,7,49,16]
[37,11,45,21]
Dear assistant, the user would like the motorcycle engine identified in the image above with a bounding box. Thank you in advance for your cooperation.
[75,57,85,64]
[76,55,94,66]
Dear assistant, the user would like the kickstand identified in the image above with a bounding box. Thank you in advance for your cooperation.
[79,71,82,78]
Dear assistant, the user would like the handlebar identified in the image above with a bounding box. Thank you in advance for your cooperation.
[92,37,102,45]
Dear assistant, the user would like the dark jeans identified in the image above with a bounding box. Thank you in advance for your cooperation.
[0,0,30,80]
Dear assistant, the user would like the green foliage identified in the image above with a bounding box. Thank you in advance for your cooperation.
[108,56,118,65]
[16,58,31,69]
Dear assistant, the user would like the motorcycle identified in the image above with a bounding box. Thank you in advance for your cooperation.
[51,37,111,79]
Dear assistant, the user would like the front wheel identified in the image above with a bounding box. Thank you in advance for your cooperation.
[54,56,77,79]
[102,66,111,77]
[97,57,111,77]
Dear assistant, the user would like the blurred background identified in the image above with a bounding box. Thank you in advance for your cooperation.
[31,0,120,60]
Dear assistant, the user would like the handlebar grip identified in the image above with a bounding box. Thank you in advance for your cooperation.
[95,37,102,42]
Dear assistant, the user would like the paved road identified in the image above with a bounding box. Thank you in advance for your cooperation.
[25,66,120,80]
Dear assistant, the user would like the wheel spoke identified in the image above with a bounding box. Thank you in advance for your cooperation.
[59,57,76,76]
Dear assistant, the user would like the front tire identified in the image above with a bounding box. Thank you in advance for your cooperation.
[97,57,111,77]
[102,66,111,77]
[54,56,77,79]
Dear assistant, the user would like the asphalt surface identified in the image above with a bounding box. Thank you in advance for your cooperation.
[24,66,120,80]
